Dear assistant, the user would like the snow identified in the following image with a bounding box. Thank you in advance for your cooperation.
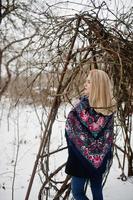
[0,99,132,200]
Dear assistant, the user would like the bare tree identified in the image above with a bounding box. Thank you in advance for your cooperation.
[24,1,132,199]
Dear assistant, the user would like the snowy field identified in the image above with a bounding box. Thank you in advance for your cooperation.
[0,99,132,200]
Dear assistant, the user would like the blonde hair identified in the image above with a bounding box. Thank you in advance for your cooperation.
[88,69,116,115]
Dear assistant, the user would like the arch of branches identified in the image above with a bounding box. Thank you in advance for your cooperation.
[25,5,132,200]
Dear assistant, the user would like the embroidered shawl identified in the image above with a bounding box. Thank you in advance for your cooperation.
[65,96,114,169]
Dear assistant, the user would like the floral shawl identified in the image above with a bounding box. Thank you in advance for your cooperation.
[65,96,114,169]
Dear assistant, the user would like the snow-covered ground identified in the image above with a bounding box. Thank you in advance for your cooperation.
[0,99,132,200]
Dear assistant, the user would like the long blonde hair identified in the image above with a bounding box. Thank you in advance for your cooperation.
[88,69,116,115]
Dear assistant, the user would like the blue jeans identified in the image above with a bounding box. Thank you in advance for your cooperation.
[71,176,103,200]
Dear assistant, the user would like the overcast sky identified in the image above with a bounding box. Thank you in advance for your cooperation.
[45,0,133,17]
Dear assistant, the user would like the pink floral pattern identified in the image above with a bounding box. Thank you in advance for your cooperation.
[80,110,106,132]
[65,96,114,169]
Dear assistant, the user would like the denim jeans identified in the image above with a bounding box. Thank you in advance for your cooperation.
[71,176,103,200]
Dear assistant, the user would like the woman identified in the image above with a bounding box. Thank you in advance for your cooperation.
[65,69,116,200]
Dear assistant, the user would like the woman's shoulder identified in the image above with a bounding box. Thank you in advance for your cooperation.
[79,95,90,105]
[72,96,90,112]
[68,96,90,114]
[79,95,88,100]
[71,95,87,106]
